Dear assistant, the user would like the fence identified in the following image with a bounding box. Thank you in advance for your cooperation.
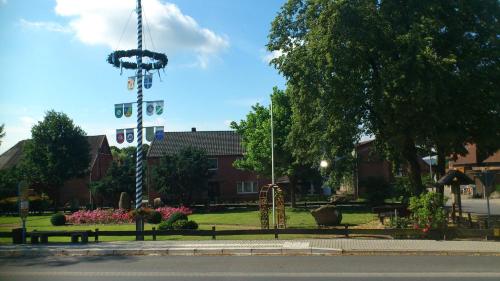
[3,226,499,244]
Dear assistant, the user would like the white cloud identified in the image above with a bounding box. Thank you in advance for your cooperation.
[42,0,228,68]
[262,49,283,64]
[19,18,72,33]
[20,116,38,127]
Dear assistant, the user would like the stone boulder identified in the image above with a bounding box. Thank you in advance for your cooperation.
[153,197,164,208]
[311,205,342,226]
[118,192,131,210]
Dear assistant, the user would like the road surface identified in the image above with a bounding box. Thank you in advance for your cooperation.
[1,255,500,281]
[445,197,500,215]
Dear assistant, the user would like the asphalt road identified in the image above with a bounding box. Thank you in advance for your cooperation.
[457,199,500,215]
[1,255,500,281]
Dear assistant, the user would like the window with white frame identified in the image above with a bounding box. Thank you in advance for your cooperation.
[236,181,258,194]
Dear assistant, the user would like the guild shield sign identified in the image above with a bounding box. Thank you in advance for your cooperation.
[115,104,123,118]
[155,126,164,141]
[126,129,134,143]
[116,129,125,144]
[144,74,153,89]
[146,102,154,116]
[155,101,164,115]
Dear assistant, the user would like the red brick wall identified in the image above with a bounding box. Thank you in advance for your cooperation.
[59,152,113,207]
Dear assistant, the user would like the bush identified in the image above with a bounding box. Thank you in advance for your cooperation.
[158,220,173,230]
[147,210,162,224]
[165,211,188,225]
[171,219,199,230]
[387,216,411,229]
[408,192,447,232]
[183,220,198,230]
[360,177,391,205]
[51,213,66,226]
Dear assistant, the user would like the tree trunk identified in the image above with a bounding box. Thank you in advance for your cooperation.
[403,138,423,195]
[436,146,446,179]
[289,177,297,208]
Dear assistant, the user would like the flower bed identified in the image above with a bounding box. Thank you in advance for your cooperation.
[66,206,192,225]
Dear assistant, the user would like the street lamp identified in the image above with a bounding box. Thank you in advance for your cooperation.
[320,159,329,168]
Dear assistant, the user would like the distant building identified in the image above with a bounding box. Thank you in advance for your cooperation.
[347,140,431,197]
[0,135,113,207]
[448,144,500,196]
[147,128,270,203]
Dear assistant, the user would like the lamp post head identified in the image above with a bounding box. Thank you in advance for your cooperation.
[320,160,329,168]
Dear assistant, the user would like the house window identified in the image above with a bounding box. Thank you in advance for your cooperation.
[208,158,218,170]
[237,181,258,194]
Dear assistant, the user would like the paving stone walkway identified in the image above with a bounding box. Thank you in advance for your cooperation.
[1,239,499,256]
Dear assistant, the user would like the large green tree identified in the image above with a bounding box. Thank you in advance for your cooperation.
[21,111,90,209]
[231,87,320,207]
[91,145,149,207]
[151,147,211,205]
[268,0,500,195]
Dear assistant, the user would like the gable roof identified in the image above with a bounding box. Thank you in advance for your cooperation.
[0,140,28,170]
[148,130,244,158]
[0,135,109,170]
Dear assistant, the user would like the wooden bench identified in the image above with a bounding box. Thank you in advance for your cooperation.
[372,205,409,223]
[30,231,89,244]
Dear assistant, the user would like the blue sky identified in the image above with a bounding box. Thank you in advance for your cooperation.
[0,0,286,153]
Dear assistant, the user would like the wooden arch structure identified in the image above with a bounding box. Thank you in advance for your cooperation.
[259,184,286,229]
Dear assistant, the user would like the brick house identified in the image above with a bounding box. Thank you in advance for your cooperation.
[351,140,431,196]
[147,128,270,203]
[0,135,113,207]
[448,144,500,196]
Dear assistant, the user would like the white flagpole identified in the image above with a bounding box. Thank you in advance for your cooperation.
[271,97,275,228]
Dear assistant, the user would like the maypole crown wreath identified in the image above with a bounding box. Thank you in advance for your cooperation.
[107,49,168,71]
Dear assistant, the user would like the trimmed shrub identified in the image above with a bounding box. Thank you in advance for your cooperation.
[170,220,198,230]
[158,220,173,230]
[183,220,198,230]
[165,212,188,225]
[147,210,162,224]
[51,213,66,226]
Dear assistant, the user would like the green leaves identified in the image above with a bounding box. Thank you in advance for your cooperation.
[152,147,211,204]
[269,0,500,194]
[21,111,90,202]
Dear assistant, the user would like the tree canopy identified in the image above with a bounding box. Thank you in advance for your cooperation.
[21,110,90,208]
[151,147,212,205]
[268,0,500,194]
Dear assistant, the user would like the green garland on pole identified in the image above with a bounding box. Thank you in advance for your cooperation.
[107,49,168,71]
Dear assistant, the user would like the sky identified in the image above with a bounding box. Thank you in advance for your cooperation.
[0,0,287,153]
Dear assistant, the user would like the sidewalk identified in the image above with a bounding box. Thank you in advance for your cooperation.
[1,239,500,256]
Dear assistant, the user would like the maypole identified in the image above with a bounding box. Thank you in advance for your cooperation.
[107,0,168,241]
[135,0,145,240]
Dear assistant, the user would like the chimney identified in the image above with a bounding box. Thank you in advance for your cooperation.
[191,127,196,132]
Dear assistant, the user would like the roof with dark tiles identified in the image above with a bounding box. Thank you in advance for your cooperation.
[0,135,108,170]
[147,130,244,158]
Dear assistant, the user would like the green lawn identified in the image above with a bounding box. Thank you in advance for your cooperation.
[0,208,376,243]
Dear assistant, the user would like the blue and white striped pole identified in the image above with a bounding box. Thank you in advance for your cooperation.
[135,0,144,240]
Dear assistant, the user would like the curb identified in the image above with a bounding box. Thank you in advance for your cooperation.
[2,247,499,257]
